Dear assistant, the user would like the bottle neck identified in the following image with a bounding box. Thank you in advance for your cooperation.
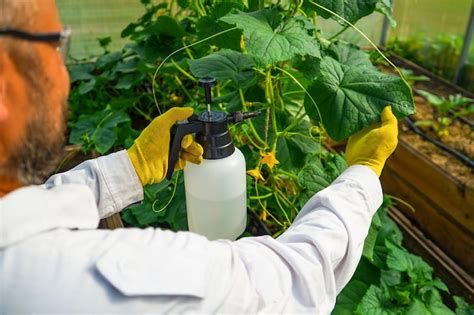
[195,123,235,159]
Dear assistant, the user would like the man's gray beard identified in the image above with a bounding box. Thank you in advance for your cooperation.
[9,99,67,185]
[17,112,65,185]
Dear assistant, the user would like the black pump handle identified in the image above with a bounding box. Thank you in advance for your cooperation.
[166,115,203,180]
[198,77,217,105]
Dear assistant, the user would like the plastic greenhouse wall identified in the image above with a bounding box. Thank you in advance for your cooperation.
[57,0,473,89]
[57,0,145,59]
[56,0,386,59]
[386,0,474,90]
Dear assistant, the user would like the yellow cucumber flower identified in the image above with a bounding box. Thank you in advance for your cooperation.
[247,167,264,181]
[261,150,279,169]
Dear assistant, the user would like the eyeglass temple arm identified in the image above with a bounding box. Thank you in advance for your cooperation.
[0,28,70,42]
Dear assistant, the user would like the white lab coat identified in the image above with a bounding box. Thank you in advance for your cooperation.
[0,150,382,314]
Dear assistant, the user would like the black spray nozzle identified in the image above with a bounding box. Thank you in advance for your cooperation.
[228,111,262,123]
[165,77,261,180]
[198,77,217,106]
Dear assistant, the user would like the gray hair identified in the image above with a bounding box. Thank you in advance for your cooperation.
[0,0,39,28]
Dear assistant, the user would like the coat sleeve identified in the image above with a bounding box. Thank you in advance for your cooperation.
[95,165,382,313]
[232,165,382,312]
[44,150,143,218]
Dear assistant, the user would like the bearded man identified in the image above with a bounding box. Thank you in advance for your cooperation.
[0,1,398,313]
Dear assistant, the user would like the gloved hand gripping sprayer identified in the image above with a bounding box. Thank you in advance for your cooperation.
[166,77,260,240]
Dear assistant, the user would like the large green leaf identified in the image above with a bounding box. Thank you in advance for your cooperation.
[333,257,380,315]
[276,137,306,170]
[381,217,403,246]
[196,0,244,50]
[334,281,371,315]
[355,285,403,315]
[422,289,455,315]
[454,296,474,315]
[220,9,320,66]
[292,55,321,80]
[152,16,188,38]
[77,80,96,95]
[94,128,117,154]
[114,72,145,90]
[297,153,347,204]
[96,51,122,69]
[385,241,433,283]
[68,64,95,83]
[305,57,414,141]
[312,0,379,24]
[69,106,132,154]
[297,160,331,200]
[188,49,255,86]
[123,175,188,230]
[326,41,375,69]
[405,299,431,315]
[287,134,321,155]
[363,212,381,261]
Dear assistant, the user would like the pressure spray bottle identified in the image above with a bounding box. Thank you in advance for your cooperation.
[166,77,260,240]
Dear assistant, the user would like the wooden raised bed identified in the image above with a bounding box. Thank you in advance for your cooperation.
[379,54,473,297]
[382,137,473,272]
[382,139,473,296]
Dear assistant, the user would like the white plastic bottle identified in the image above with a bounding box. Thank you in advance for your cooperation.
[184,148,247,240]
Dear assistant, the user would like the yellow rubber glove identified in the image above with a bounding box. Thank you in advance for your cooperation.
[127,107,204,186]
[345,106,398,177]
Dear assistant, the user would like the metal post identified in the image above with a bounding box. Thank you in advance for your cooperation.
[453,2,474,84]
[379,0,394,47]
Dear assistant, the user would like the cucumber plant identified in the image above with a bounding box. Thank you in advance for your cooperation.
[400,68,429,86]
[67,0,414,233]
[416,90,474,138]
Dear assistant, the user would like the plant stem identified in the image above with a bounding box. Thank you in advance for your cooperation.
[277,189,296,208]
[174,75,194,101]
[239,88,267,147]
[242,127,266,151]
[290,0,300,16]
[266,66,279,150]
[274,192,292,225]
[133,105,152,121]
[385,194,416,213]
[282,91,305,97]
[194,0,206,16]
[181,38,195,60]
[281,113,306,134]
[276,66,323,130]
[275,78,285,111]
[329,25,349,41]
[276,169,298,179]
[171,59,197,82]
[90,111,113,141]
[254,177,284,227]
[249,192,274,200]
[153,172,180,213]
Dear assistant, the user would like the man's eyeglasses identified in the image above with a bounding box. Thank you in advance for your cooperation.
[0,27,72,63]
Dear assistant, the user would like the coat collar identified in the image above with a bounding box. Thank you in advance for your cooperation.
[0,184,100,248]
